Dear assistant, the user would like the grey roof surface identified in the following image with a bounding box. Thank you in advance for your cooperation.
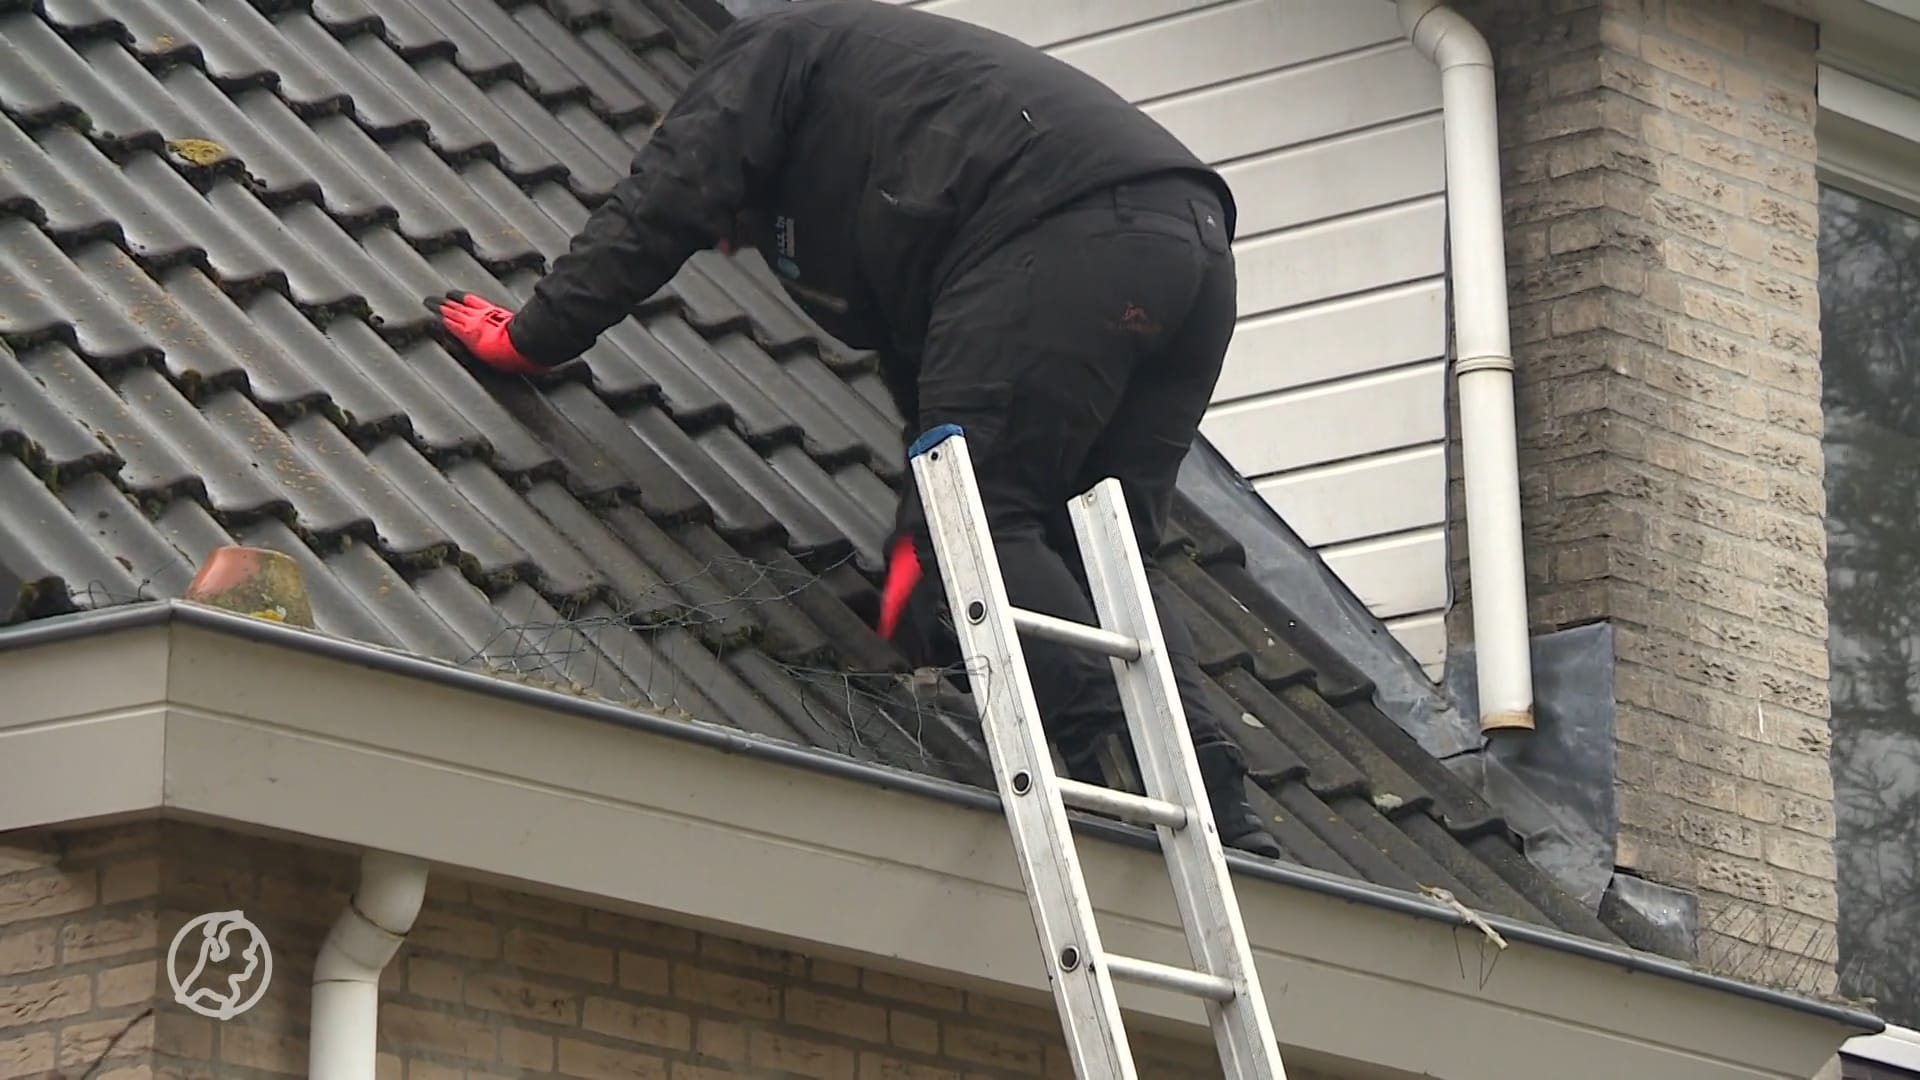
[0,0,1667,953]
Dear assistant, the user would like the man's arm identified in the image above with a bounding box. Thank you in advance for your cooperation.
[503,13,811,367]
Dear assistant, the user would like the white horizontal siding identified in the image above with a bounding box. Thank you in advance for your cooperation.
[1253,445,1446,549]
[883,0,1452,674]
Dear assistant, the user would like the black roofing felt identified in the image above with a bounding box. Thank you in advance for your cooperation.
[0,0,1670,955]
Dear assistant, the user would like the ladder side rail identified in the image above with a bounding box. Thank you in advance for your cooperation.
[907,425,1140,1080]
[1068,478,1291,1080]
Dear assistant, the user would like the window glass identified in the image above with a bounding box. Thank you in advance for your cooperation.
[1820,182,1920,1029]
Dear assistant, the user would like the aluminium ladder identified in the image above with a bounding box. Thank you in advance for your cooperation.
[905,423,1289,1080]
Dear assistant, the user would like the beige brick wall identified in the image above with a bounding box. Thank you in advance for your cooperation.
[4,822,1343,1080]
[0,823,161,1080]
[1445,0,1837,995]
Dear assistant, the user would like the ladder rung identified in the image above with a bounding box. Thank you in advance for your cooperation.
[1011,606,1142,661]
[1056,778,1189,829]
[1105,954,1237,1002]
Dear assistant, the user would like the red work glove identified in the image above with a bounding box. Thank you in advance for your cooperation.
[436,292,545,376]
[876,533,922,640]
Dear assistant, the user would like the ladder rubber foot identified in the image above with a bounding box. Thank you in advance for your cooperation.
[908,423,965,458]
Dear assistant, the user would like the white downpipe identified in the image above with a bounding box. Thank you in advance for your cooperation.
[308,851,430,1080]
[1397,0,1536,734]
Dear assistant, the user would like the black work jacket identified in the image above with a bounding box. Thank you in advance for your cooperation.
[507,0,1236,402]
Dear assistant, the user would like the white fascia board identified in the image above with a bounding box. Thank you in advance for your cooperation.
[1768,0,1920,93]
[1847,1024,1920,1072]
[0,604,1882,1080]
[1817,63,1920,215]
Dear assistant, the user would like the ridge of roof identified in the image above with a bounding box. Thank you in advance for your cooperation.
[0,0,1666,955]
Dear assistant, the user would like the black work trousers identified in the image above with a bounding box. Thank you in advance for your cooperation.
[895,170,1245,793]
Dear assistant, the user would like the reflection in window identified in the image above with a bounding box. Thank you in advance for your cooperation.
[1821,183,1920,1029]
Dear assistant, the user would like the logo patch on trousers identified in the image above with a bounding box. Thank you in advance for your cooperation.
[1108,302,1159,335]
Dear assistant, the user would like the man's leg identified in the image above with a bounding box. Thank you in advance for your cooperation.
[903,190,1211,772]
[1059,178,1280,857]
[905,178,1279,855]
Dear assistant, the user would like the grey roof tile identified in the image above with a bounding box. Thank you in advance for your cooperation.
[199,0,356,115]
[397,0,526,83]
[272,14,429,141]
[556,100,642,178]
[595,315,730,424]
[0,14,99,132]
[521,482,686,625]
[601,3,675,50]
[383,141,545,273]
[644,317,798,442]
[0,0,1649,956]
[307,0,383,37]
[125,169,285,292]
[117,367,293,522]
[336,31,491,157]
[512,5,657,123]
[283,417,456,565]
[354,1,452,59]
[0,118,118,245]
[763,445,887,571]
[677,527,832,665]
[1279,784,1423,893]
[36,131,203,270]
[308,120,469,250]
[446,468,607,603]
[202,185,362,315]
[577,27,682,114]
[244,296,404,433]
[0,227,162,366]
[54,472,196,601]
[18,344,195,502]
[81,254,255,400]
[627,407,783,544]
[489,83,626,201]
[199,387,375,542]
[36,0,125,39]
[476,375,644,503]
[601,509,760,647]
[323,539,474,662]
[1247,785,1356,877]
[406,564,505,659]
[115,0,285,92]
[447,0,596,105]
[358,440,531,587]
[707,334,869,466]
[1203,678,1313,786]
[1165,556,1317,686]
[277,208,424,329]
[169,73,356,206]
[232,515,405,648]
[536,381,708,518]
[0,342,121,483]
[152,492,236,569]
[414,56,569,183]
[539,0,612,29]
[0,454,142,620]
[389,336,560,474]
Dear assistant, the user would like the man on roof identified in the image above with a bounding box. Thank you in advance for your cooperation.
[434,0,1282,858]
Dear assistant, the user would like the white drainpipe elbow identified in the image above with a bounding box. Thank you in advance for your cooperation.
[309,851,431,1080]
[1397,0,1536,735]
